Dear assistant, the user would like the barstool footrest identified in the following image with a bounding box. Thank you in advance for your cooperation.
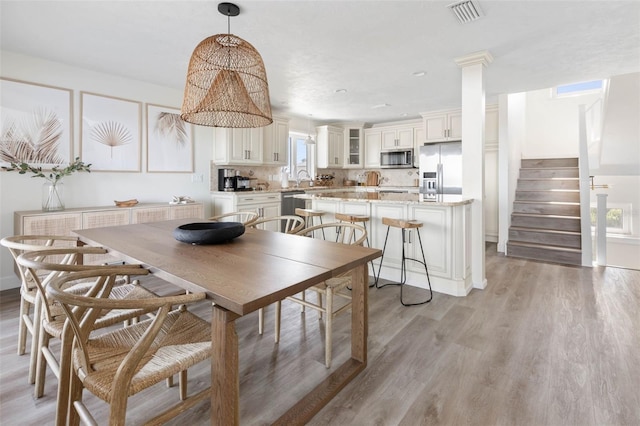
[374,221,434,306]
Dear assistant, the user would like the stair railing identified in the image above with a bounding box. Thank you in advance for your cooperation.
[578,104,594,266]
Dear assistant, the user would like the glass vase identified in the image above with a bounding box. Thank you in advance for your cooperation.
[42,181,64,211]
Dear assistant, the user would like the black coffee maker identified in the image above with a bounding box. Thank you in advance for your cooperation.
[218,168,237,192]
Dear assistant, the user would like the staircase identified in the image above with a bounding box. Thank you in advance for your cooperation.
[506,158,582,266]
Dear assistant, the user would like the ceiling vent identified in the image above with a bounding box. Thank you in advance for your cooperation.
[447,0,484,24]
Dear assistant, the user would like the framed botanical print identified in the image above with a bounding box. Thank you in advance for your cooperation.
[146,104,194,173]
[80,91,141,172]
[0,78,73,167]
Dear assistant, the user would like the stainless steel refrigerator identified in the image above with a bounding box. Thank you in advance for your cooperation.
[419,141,462,197]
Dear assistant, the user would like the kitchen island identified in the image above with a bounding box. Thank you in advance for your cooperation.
[296,191,473,296]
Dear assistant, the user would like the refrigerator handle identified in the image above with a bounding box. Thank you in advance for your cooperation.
[437,163,443,194]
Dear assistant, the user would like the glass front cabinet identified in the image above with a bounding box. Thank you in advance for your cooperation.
[344,127,363,169]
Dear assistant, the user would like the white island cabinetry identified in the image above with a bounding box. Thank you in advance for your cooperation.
[302,192,472,296]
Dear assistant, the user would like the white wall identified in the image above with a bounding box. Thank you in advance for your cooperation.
[0,51,214,290]
[590,175,640,269]
[500,82,639,269]
[497,93,526,253]
[485,139,498,243]
[523,88,601,159]
[598,73,640,175]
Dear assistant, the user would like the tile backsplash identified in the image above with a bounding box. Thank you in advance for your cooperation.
[210,162,421,191]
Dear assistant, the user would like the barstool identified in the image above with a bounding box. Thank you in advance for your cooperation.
[374,217,433,306]
[335,213,377,287]
[295,208,326,239]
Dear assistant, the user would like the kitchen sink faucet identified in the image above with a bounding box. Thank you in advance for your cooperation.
[296,169,312,187]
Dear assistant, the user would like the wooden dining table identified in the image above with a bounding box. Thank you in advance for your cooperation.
[73,218,381,425]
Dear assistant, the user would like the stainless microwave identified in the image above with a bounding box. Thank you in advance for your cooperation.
[380,148,414,168]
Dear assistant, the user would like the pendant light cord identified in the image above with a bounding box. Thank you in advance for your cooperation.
[226,7,231,70]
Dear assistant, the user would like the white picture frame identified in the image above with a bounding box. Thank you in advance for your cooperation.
[80,91,141,172]
[146,104,194,173]
[0,78,73,167]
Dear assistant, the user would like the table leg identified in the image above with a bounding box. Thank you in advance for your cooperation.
[273,263,369,425]
[351,263,368,363]
[211,304,240,426]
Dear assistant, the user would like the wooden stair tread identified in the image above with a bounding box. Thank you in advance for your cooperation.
[507,241,582,253]
[514,202,580,207]
[520,167,579,170]
[509,227,580,236]
[516,189,580,192]
[512,213,580,219]
[510,157,582,266]
[518,177,579,180]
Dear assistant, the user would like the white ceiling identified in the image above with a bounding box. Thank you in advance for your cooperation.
[1,0,639,125]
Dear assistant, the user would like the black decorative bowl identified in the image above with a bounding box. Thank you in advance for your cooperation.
[173,222,245,245]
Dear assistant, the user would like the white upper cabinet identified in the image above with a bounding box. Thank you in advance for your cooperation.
[213,127,263,165]
[423,110,462,142]
[364,129,382,168]
[263,116,289,165]
[422,106,498,144]
[317,125,344,168]
[343,127,364,169]
[381,125,414,149]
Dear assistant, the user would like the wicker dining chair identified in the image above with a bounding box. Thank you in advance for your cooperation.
[16,246,158,400]
[249,214,306,234]
[208,211,259,225]
[248,215,306,341]
[0,235,79,383]
[283,222,367,368]
[47,267,212,426]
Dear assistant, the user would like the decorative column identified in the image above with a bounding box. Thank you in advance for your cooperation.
[455,50,493,290]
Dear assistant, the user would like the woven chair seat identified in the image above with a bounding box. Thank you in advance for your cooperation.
[1,234,80,364]
[323,275,351,291]
[43,282,158,339]
[16,246,161,401]
[47,267,213,425]
[75,308,211,402]
[281,222,366,368]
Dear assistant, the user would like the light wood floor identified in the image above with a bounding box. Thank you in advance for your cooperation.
[1,244,638,425]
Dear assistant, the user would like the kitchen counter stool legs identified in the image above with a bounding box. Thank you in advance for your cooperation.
[295,208,326,239]
[374,217,433,306]
[335,213,377,287]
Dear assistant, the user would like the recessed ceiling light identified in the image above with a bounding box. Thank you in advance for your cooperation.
[335,89,347,93]
[372,103,391,109]
[412,71,427,77]
[400,113,409,117]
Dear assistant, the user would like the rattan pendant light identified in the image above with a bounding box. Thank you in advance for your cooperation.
[181,2,273,128]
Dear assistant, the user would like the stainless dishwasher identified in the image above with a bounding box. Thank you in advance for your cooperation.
[281,190,306,223]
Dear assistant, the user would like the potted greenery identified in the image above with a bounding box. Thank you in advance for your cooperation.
[2,157,92,211]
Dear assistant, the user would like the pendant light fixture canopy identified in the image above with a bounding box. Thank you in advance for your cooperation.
[181,2,273,128]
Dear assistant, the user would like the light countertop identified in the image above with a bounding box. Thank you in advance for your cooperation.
[211,185,421,194]
[294,191,473,206]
